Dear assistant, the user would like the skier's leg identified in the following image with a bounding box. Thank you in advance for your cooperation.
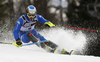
[44,40,58,49]
[30,29,72,54]
[31,29,46,41]
[31,29,46,47]
[27,31,48,49]
[31,29,58,51]
[19,32,30,43]
[27,32,38,43]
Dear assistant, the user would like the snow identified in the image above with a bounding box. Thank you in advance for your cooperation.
[0,27,100,62]
[40,28,86,53]
[0,44,100,62]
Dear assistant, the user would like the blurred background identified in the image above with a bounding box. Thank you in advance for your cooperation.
[0,0,100,57]
[1,0,100,29]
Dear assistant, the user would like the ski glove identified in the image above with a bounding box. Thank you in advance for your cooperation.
[16,40,22,45]
[12,39,22,47]
[44,22,55,27]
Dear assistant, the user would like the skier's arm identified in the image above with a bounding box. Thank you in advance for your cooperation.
[37,15,55,27]
[13,18,23,41]
[13,18,23,47]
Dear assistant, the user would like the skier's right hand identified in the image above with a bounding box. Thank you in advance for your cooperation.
[16,40,22,45]
[12,39,22,47]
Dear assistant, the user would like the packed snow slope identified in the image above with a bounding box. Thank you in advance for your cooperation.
[0,44,100,62]
[0,27,100,62]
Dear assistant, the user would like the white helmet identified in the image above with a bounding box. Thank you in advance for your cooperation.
[26,5,37,20]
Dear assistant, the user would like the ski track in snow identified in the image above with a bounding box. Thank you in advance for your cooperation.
[0,27,100,62]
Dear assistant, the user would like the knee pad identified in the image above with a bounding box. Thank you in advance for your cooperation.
[27,32,38,43]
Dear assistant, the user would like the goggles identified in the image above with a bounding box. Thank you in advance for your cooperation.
[27,13,36,17]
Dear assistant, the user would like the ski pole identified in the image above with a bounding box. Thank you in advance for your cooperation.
[0,42,12,44]
[68,26,98,32]
[56,25,98,32]
[0,40,48,46]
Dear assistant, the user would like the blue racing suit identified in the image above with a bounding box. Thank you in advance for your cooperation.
[13,14,53,43]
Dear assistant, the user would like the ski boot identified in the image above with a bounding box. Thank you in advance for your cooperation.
[61,49,74,55]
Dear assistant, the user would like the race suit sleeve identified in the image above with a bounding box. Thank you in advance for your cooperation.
[13,18,23,41]
[37,15,55,27]
[36,15,49,23]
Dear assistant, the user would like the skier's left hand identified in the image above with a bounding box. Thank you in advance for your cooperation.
[44,22,55,27]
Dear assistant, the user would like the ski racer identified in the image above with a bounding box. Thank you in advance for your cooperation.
[13,5,73,55]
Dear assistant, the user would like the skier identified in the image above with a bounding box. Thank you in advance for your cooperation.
[13,5,73,55]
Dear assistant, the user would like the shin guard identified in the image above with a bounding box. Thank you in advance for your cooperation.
[44,41,58,49]
[27,32,38,43]
[27,32,45,47]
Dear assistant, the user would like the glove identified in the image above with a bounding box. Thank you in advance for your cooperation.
[44,22,55,27]
[16,40,22,45]
[12,39,22,47]
[44,24,50,27]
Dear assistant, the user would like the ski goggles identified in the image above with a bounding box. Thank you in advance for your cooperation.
[27,13,36,17]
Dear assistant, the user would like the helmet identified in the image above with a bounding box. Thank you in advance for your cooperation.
[26,5,37,20]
